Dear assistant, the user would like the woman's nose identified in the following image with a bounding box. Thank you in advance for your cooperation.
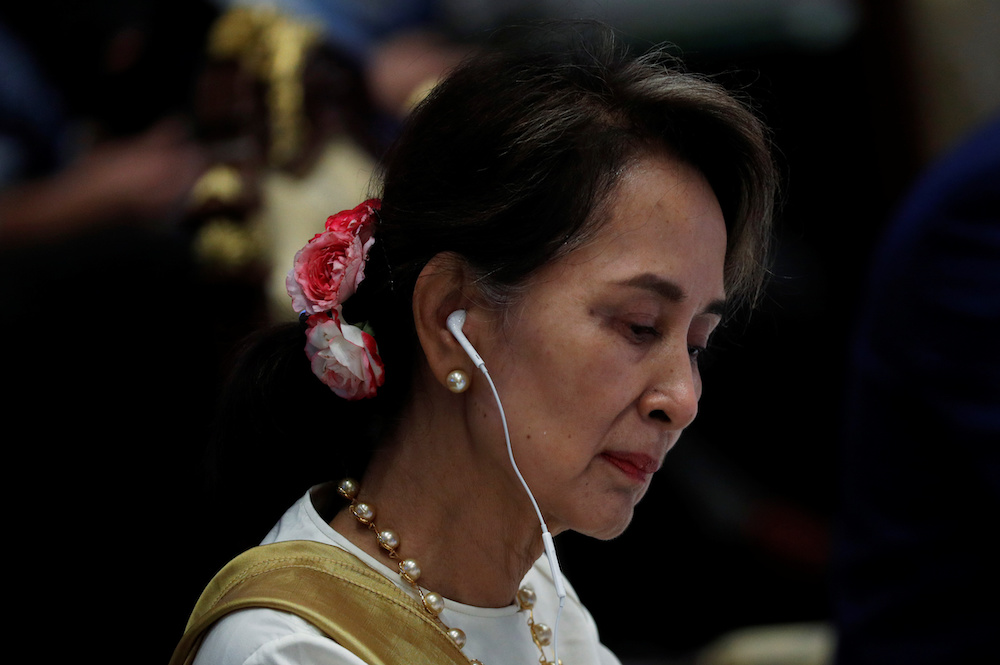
[638,355,700,431]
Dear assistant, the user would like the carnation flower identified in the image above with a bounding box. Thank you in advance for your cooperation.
[287,199,386,400]
[304,310,385,401]
[286,199,380,314]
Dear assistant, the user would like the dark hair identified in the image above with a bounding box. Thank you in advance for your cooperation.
[209,21,777,518]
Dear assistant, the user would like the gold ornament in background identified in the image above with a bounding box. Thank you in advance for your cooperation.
[190,164,245,206]
[193,217,266,274]
[207,6,322,168]
[207,6,260,61]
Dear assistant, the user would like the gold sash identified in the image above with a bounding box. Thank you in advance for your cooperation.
[169,540,470,665]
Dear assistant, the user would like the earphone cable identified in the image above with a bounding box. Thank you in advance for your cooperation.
[480,365,565,664]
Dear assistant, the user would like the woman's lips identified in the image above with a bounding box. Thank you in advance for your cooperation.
[600,452,660,481]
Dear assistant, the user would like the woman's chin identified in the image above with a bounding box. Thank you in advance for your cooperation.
[568,506,636,541]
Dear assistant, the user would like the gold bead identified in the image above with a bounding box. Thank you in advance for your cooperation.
[337,478,359,499]
[376,528,399,551]
[399,558,421,582]
[531,622,553,647]
[447,627,467,648]
[351,501,375,524]
[422,591,445,615]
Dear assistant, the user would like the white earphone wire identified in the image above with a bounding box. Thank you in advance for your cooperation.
[479,364,565,664]
[448,308,565,662]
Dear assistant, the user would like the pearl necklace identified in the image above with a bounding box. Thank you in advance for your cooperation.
[336,478,560,665]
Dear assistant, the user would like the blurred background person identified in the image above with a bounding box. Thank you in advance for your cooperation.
[833,114,1000,665]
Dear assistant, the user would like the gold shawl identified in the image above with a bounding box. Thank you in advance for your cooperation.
[169,540,470,665]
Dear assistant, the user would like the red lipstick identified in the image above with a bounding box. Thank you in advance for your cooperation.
[600,452,659,481]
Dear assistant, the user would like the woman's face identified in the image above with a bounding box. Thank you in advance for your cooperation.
[471,154,728,540]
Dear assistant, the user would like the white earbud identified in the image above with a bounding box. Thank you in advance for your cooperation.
[446,309,486,371]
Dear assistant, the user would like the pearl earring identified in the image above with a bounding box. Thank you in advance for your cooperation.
[446,369,470,393]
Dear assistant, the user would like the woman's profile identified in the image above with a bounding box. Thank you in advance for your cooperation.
[170,20,777,665]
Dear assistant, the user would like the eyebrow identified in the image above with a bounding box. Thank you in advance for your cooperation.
[618,273,728,318]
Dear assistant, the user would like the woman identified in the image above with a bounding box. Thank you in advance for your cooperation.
[172,21,777,665]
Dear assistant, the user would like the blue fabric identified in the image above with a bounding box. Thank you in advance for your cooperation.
[833,116,1000,664]
[0,20,72,184]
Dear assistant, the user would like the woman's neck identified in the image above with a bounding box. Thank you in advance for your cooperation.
[329,393,546,608]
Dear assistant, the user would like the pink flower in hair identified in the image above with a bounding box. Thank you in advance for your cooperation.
[287,199,385,400]
[304,310,385,400]
[286,199,380,314]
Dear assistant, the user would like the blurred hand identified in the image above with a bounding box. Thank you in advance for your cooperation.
[1,119,209,245]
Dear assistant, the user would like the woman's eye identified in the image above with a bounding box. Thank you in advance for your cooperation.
[626,323,661,343]
[688,344,712,367]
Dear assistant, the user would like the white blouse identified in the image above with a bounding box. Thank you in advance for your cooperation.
[193,488,621,665]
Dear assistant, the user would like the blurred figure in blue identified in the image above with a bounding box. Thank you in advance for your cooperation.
[833,114,1000,664]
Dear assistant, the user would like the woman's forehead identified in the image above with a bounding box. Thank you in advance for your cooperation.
[524,154,727,300]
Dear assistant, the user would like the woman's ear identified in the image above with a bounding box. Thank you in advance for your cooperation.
[411,253,480,389]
